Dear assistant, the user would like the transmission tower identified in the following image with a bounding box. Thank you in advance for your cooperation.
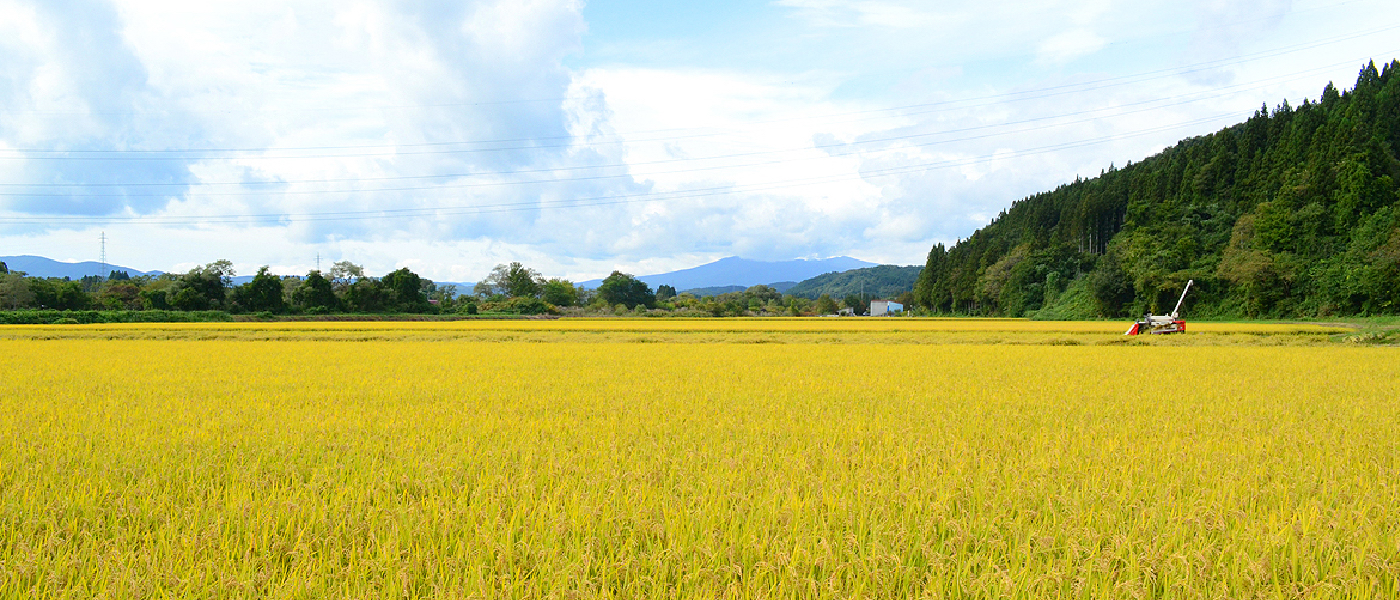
[99,232,107,280]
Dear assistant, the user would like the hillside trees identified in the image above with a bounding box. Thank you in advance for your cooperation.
[912,61,1400,318]
[786,265,921,300]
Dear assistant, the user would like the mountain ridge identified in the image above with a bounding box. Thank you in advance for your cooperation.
[579,256,876,290]
[0,255,163,279]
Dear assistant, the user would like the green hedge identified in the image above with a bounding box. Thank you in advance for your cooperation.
[0,310,233,324]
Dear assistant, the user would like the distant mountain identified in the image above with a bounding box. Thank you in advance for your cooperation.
[785,265,923,300]
[0,255,162,279]
[579,257,875,290]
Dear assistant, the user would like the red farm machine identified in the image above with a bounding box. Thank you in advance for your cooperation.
[1125,280,1194,336]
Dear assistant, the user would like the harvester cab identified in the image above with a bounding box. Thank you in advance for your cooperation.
[1125,279,1193,335]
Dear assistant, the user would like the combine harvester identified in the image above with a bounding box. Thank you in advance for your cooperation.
[1125,280,1193,335]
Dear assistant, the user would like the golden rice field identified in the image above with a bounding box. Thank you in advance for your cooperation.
[1,319,1396,599]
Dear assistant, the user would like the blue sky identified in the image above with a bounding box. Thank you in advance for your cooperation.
[1,0,1398,282]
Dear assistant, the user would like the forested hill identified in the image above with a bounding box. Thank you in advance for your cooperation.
[913,61,1400,319]
[785,265,921,300]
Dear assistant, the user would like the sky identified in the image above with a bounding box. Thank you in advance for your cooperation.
[1,0,1398,282]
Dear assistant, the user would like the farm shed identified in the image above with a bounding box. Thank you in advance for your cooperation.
[869,300,903,317]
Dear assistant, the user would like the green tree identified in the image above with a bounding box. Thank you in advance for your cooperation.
[140,289,170,310]
[597,271,655,309]
[292,270,339,313]
[815,294,839,315]
[100,282,142,310]
[475,262,542,298]
[844,294,869,315]
[173,260,235,310]
[542,279,578,306]
[656,284,677,302]
[236,266,288,313]
[343,278,386,313]
[382,268,431,312]
[55,280,90,310]
[1087,252,1134,317]
[745,285,781,303]
[0,274,36,309]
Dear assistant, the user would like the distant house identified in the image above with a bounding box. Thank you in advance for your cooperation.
[869,299,903,317]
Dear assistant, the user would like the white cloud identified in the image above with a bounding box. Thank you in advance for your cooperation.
[2,0,1399,282]
[774,0,948,29]
[1036,29,1109,65]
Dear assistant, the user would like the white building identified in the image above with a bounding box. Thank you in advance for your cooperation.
[869,299,903,317]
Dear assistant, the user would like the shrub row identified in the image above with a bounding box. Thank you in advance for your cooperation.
[0,310,233,324]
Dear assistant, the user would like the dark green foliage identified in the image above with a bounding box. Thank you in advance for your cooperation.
[745,285,782,302]
[456,298,479,315]
[99,282,142,310]
[787,265,922,300]
[843,294,870,315]
[173,260,234,311]
[27,278,90,310]
[381,268,431,312]
[234,266,287,313]
[293,270,339,313]
[495,296,551,315]
[597,271,655,309]
[815,294,839,315]
[140,289,170,310]
[914,61,1400,318]
[0,310,232,324]
[656,284,677,302]
[343,278,386,313]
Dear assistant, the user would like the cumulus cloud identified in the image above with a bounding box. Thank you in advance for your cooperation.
[1,0,1397,281]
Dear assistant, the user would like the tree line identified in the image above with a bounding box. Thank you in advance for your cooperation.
[913,61,1400,318]
[0,259,891,318]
